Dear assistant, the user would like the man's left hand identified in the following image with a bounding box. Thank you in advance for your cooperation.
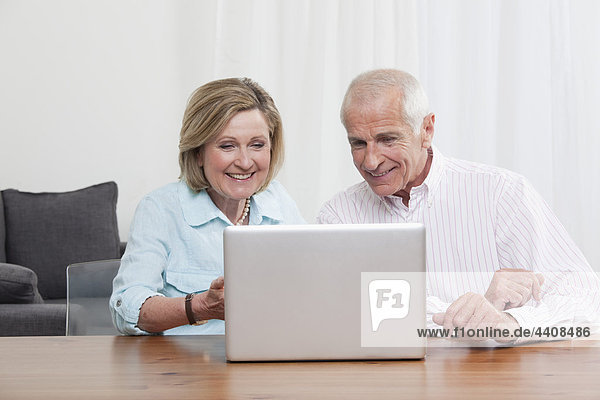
[484,268,544,311]
[433,292,520,343]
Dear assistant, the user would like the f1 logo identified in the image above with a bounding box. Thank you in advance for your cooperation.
[368,280,411,332]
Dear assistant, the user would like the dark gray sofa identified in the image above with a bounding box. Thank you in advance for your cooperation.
[0,182,123,336]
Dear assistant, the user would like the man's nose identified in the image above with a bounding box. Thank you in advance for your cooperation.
[363,145,382,171]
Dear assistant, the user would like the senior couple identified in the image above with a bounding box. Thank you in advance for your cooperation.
[110,70,600,341]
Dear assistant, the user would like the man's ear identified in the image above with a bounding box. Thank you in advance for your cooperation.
[196,148,204,167]
[421,113,435,148]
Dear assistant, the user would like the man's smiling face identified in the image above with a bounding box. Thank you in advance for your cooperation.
[344,90,434,198]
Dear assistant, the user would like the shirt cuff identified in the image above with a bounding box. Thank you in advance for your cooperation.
[504,304,553,344]
[111,287,165,335]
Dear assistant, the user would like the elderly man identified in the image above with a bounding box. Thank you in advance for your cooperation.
[318,69,599,342]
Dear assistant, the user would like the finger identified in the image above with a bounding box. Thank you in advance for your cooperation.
[443,294,473,331]
[461,301,492,341]
[505,289,526,310]
[499,269,534,286]
[491,297,507,311]
[464,297,487,332]
[506,281,528,306]
[511,271,544,305]
[487,270,528,307]
[489,280,524,310]
[532,273,544,301]
[508,278,530,298]
[433,313,445,326]
[450,295,480,330]
[210,276,225,290]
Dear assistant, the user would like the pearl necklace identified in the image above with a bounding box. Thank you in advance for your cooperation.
[235,198,251,225]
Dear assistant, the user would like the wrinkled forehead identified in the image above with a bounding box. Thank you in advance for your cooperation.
[344,89,405,127]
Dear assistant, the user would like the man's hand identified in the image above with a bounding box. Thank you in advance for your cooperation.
[194,276,225,320]
[433,292,519,343]
[485,268,544,311]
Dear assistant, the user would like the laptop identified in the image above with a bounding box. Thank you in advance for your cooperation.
[224,223,426,361]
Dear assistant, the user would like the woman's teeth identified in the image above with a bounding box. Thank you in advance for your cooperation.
[228,173,252,179]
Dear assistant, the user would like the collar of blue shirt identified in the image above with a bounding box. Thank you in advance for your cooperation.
[177,180,284,227]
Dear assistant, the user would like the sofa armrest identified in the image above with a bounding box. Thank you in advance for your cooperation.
[0,303,66,336]
[0,263,44,304]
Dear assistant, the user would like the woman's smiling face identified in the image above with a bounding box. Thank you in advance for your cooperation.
[198,109,271,207]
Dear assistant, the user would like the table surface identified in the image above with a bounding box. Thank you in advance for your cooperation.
[1,335,599,399]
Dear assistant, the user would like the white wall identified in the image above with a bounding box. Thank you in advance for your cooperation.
[0,0,413,238]
[0,2,179,237]
[1,0,599,272]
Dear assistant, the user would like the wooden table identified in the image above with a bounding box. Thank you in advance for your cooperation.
[1,335,598,399]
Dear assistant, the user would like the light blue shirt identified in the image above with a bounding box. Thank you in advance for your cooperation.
[110,180,305,335]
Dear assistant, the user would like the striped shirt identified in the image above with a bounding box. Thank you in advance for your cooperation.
[318,146,600,331]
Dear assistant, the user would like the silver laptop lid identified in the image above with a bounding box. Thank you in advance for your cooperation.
[224,223,426,361]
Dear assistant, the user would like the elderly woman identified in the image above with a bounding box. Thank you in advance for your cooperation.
[110,78,305,335]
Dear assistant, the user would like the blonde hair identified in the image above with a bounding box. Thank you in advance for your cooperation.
[178,78,284,192]
[341,69,430,136]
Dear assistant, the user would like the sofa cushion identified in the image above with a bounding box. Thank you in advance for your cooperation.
[0,263,44,304]
[0,303,67,336]
[2,182,120,299]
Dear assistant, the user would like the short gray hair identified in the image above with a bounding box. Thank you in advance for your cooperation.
[340,69,430,135]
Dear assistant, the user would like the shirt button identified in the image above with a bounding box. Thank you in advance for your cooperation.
[116,300,122,307]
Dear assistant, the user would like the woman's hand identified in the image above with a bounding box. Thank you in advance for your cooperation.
[194,276,225,320]
[137,277,225,332]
